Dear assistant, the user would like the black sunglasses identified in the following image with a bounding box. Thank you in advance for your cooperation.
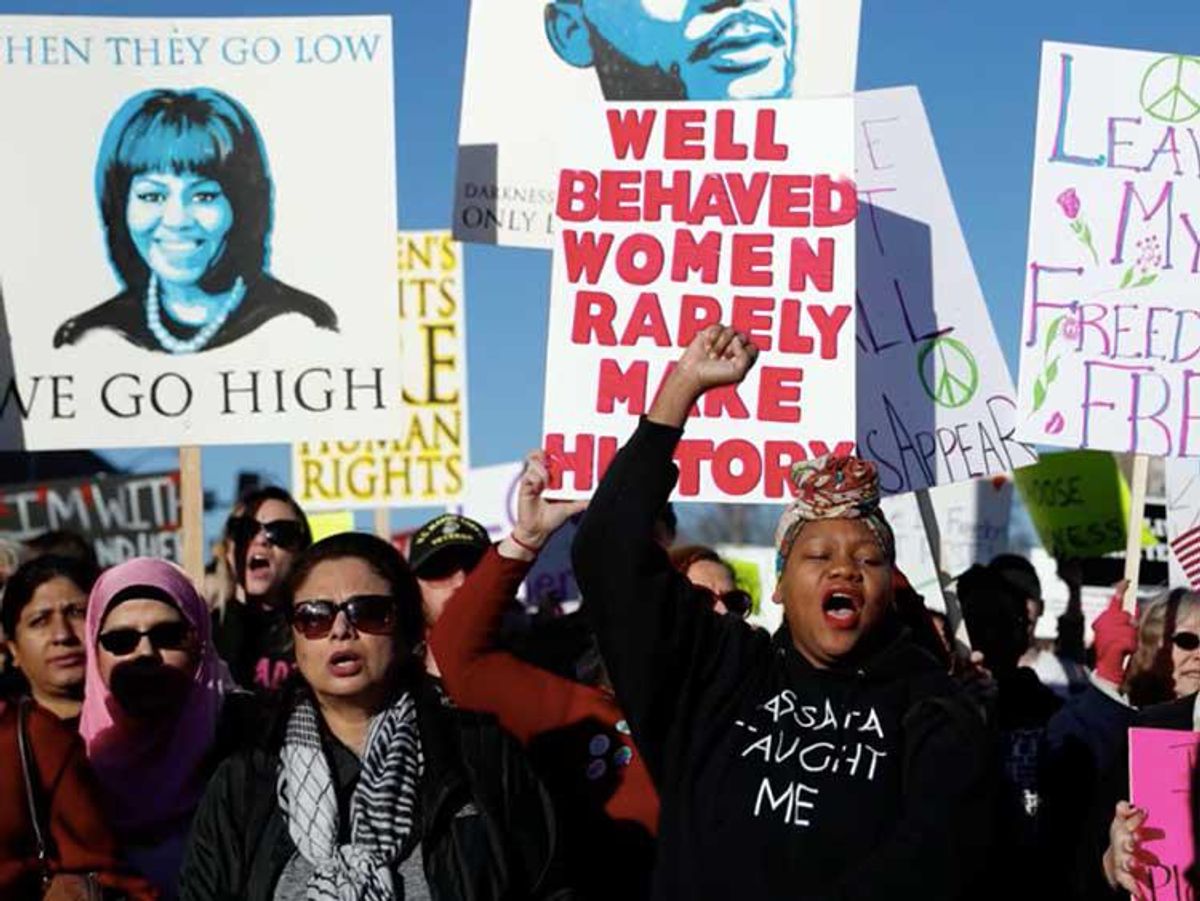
[1172,631,1200,652]
[698,587,752,618]
[97,621,192,656]
[228,516,306,552]
[289,595,396,640]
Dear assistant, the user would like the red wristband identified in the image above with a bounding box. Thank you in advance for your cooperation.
[509,532,542,554]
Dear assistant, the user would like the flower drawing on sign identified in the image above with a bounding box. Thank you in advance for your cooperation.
[1056,188,1099,266]
[1117,235,1163,290]
[1030,314,1067,415]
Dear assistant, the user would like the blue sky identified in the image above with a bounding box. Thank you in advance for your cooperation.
[11,0,1200,539]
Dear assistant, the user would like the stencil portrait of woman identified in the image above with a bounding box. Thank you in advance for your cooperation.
[53,87,338,355]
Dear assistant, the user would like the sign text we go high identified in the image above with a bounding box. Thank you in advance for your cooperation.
[543,100,857,502]
[1018,42,1200,456]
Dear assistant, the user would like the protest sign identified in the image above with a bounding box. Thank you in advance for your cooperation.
[453,0,860,248]
[880,475,1013,596]
[0,470,180,566]
[854,88,1037,494]
[449,462,581,607]
[0,16,400,450]
[1014,450,1153,558]
[307,510,355,543]
[1017,42,1200,456]
[1129,727,1200,896]
[542,99,858,502]
[293,232,469,510]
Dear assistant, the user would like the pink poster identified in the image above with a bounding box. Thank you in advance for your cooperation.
[1129,727,1200,896]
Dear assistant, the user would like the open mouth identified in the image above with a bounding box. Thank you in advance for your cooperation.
[822,588,863,630]
[328,650,364,678]
[247,553,271,575]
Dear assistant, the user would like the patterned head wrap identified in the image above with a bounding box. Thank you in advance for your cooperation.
[774,455,895,575]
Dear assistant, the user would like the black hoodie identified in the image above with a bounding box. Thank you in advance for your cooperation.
[572,418,994,901]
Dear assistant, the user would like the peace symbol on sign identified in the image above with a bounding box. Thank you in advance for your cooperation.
[916,336,979,410]
[1140,55,1200,124]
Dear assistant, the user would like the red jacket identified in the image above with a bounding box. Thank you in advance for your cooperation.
[0,700,157,899]
[430,546,659,897]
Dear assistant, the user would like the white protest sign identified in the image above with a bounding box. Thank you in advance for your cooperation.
[855,87,1038,494]
[293,232,470,510]
[880,476,1014,600]
[453,0,861,248]
[542,99,857,502]
[449,462,581,607]
[1017,42,1200,455]
[0,16,399,450]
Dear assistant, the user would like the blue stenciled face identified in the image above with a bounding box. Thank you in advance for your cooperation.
[126,171,234,287]
[555,0,796,100]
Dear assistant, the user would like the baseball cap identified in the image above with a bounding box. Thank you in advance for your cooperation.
[408,514,491,576]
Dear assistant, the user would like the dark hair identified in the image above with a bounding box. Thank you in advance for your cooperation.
[669,545,735,582]
[230,486,313,592]
[285,532,424,654]
[2,555,97,637]
[957,564,1030,672]
[96,87,272,295]
[988,553,1042,605]
[23,530,100,579]
[234,486,312,544]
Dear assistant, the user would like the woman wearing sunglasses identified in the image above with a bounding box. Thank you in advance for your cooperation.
[668,545,752,618]
[212,486,313,693]
[1070,589,1200,896]
[181,532,570,901]
[80,557,255,900]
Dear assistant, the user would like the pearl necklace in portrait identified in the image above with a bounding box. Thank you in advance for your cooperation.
[144,273,246,354]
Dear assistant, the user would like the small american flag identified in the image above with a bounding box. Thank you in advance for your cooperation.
[1171,525,1200,590]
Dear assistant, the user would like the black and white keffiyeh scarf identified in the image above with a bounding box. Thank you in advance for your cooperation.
[277,693,423,901]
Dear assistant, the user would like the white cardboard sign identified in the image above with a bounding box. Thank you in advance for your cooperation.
[0,16,400,450]
[855,87,1038,494]
[1017,42,1200,455]
[542,99,857,502]
[453,0,860,248]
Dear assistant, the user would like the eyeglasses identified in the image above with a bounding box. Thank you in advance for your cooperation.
[698,587,752,618]
[97,621,192,656]
[228,516,306,552]
[288,595,396,640]
[1172,631,1200,652]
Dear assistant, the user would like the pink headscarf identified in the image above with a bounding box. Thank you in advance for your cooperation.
[79,558,225,839]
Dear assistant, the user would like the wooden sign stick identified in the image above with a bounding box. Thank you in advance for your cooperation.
[374,507,391,541]
[179,446,205,585]
[915,487,972,649]
[1123,454,1150,614]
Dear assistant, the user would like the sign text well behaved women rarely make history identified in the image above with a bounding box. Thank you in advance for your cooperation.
[542,101,857,502]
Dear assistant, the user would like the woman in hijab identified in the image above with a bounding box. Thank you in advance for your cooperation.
[571,325,993,901]
[80,557,255,899]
